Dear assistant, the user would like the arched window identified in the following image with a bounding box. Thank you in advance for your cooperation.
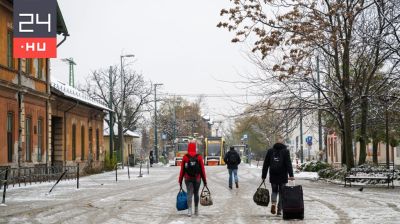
[7,112,14,162]
[37,118,43,162]
[72,124,76,160]
[81,126,85,160]
[96,129,100,161]
[25,117,32,161]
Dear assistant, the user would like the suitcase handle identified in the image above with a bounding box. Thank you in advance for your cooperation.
[288,180,296,186]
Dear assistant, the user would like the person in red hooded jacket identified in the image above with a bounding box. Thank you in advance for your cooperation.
[178,141,207,217]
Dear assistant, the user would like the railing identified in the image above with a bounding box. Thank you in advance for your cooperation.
[0,164,78,188]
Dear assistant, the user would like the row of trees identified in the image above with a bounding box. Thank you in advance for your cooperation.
[80,63,212,159]
[219,0,400,168]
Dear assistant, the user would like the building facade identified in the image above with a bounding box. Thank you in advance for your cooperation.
[327,132,400,167]
[0,0,68,167]
[50,79,109,170]
[104,124,141,165]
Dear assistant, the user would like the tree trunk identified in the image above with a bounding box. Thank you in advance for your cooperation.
[358,96,368,165]
[118,121,123,164]
[343,95,355,170]
[341,130,346,165]
[372,133,378,165]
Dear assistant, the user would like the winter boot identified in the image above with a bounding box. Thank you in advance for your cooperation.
[271,203,276,214]
[235,181,239,188]
[187,207,192,217]
[194,206,199,216]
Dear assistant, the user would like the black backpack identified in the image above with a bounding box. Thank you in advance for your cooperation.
[184,154,201,177]
[228,152,238,165]
[269,150,284,174]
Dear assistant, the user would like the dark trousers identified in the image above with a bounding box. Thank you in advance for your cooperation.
[185,179,201,208]
[271,183,286,212]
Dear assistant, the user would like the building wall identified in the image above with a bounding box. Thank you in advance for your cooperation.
[0,88,18,165]
[0,1,50,167]
[326,133,399,167]
[51,96,105,170]
[104,135,141,164]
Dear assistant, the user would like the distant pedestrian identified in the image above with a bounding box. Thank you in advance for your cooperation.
[149,151,154,167]
[262,136,294,216]
[224,146,241,189]
[178,142,207,217]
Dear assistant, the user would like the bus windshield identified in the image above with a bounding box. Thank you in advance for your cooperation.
[177,143,188,151]
[207,143,221,156]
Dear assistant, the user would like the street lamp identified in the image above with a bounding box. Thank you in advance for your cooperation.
[154,83,163,163]
[120,54,135,169]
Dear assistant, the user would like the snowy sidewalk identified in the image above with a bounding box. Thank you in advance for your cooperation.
[1,165,400,223]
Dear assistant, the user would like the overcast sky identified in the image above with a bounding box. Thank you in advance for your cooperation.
[52,0,260,129]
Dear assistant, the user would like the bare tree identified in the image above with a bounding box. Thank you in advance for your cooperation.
[218,0,400,168]
[81,65,152,159]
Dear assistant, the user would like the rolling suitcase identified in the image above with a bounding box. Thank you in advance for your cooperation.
[282,181,304,220]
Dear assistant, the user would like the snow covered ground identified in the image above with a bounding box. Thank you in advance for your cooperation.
[1,164,400,224]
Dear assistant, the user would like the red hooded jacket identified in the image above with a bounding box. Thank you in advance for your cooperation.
[178,142,207,185]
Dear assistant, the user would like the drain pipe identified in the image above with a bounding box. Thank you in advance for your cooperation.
[63,101,78,167]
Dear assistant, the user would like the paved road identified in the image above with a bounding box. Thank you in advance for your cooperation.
[1,165,400,224]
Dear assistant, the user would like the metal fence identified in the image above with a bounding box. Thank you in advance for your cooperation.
[0,164,78,188]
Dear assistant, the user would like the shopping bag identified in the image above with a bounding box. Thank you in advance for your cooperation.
[200,185,213,206]
[282,181,304,220]
[176,187,188,211]
[253,180,270,206]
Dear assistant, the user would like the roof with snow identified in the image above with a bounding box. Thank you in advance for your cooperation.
[103,121,140,138]
[51,78,111,111]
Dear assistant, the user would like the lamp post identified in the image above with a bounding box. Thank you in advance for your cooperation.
[154,83,163,163]
[120,54,135,169]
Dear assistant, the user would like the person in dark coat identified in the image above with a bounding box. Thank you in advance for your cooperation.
[262,138,294,216]
[149,151,154,167]
[224,146,241,189]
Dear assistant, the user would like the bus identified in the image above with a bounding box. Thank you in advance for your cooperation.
[204,137,226,166]
[174,136,205,166]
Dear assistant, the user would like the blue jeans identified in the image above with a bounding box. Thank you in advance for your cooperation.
[271,183,286,212]
[228,169,238,187]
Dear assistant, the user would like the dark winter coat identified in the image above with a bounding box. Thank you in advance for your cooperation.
[261,143,294,184]
[224,149,241,170]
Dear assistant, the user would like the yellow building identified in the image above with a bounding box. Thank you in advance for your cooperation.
[103,124,141,165]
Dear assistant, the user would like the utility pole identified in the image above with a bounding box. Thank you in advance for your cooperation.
[154,83,163,163]
[299,84,304,163]
[317,56,324,161]
[119,54,134,169]
[61,58,76,87]
[173,96,177,155]
[109,66,114,160]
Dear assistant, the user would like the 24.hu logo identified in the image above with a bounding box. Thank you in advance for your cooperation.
[13,0,57,58]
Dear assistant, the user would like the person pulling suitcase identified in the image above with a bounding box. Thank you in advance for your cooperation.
[261,136,295,216]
